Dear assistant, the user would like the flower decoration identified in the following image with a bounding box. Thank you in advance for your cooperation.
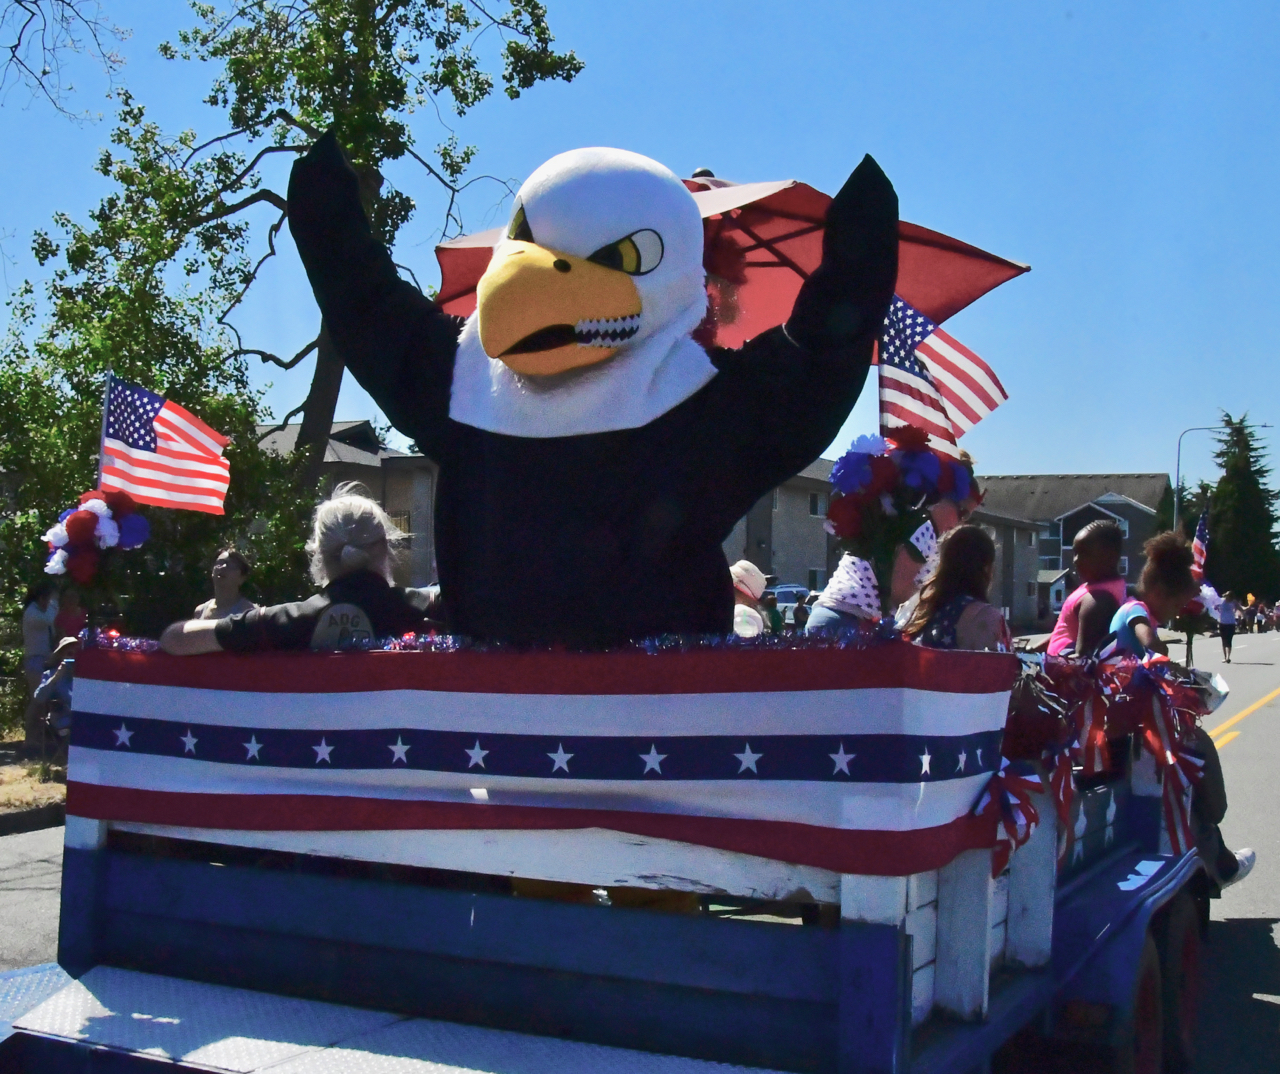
[899,448,941,489]
[831,451,873,495]
[823,427,979,617]
[44,489,148,584]
[848,433,888,455]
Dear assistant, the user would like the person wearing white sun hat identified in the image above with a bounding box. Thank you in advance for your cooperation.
[729,560,767,638]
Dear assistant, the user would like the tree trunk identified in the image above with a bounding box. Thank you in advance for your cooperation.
[297,323,344,489]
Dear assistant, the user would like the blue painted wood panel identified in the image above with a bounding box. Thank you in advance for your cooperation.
[101,851,836,1003]
[57,848,106,978]
[837,924,911,1074]
[99,911,836,1073]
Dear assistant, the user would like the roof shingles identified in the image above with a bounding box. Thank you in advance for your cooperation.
[975,474,1170,523]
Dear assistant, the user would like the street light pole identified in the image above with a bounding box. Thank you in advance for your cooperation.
[1174,422,1273,532]
[1174,426,1217,533]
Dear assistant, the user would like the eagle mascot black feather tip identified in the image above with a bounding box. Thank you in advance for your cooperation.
[287,136,898,648]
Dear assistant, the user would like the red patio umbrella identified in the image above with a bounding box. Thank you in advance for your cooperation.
[434,175,1028,350]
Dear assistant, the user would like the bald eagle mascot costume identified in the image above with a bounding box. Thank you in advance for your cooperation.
[288,134,897,648]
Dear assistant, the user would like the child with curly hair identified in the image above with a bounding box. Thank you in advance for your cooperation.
[1111,532,1254,889]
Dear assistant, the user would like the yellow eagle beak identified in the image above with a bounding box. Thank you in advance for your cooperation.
[476,242,642,376]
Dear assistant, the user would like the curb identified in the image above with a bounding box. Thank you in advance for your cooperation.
[0,803,65,838]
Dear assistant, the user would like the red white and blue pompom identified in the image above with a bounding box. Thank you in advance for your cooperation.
[44,489,148,583]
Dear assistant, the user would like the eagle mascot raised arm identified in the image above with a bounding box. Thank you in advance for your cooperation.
[287,136,897,648]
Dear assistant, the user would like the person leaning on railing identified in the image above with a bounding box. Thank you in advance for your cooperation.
[160,483,441,655]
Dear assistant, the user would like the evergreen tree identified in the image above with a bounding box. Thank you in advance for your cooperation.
[1157,478,1214,540]
[1206,413,1280,599]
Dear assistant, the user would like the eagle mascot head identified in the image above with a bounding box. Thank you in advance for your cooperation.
[449,148,717,439]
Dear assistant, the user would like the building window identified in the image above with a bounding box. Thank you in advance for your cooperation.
[772,488,779,511]
[1027,530,1036,546]
[808,568,826,590]
[1119,556,1129,577]
[809,492,825,516]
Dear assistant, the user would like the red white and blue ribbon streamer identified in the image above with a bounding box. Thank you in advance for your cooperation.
[973,757,1044,877]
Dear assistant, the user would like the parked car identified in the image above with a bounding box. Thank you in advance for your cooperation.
[766,585,809,624]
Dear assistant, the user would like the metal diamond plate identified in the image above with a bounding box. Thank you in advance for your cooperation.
[268,1014,781,1074]
[0,963,72,1039]
[13,966,401,1072]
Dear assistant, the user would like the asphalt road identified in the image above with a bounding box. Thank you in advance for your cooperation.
[0,825,62,971]
[1183,628,1280,1073]
[0,636,1277,1068]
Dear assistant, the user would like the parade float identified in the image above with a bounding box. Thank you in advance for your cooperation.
[0,140,1218,1074]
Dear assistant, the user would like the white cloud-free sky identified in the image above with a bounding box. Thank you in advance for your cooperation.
[3,0,1277,486]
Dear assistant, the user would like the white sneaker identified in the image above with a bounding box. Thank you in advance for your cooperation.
[1221,848,1256,889]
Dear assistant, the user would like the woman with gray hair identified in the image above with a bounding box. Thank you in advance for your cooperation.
[161,484,439,654]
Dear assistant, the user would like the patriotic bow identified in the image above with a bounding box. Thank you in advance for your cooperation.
[1126,660,1205,855]
[974,758,1044,878]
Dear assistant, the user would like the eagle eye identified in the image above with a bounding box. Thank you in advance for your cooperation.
[508,203,534,243]
[588,229,664,276]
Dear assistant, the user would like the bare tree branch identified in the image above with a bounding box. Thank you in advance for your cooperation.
[393,261,423,292]
[219,208,287,322]
[0,1,127,117]
[188,187,287,228]
[256,397,309,443]
[235,335,319,371]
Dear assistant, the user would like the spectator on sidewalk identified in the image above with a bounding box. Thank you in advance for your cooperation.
[791,593,811,632]
[32,637,80,742]
[21,581,58,748]
[54,587,87,640]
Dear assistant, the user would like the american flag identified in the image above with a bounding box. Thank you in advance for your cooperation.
[99,375,231,515]
[877,295,1009,458]
[1191,513,1209,582]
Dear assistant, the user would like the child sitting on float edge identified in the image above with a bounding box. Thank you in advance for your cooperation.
[1110,531,1255,890]
[1046,520,1127,657]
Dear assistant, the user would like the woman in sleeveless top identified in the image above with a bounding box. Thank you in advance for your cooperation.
[903,525,1009,651]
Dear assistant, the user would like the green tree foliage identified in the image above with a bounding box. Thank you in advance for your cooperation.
[1,1,581,633]
[161,1,583,476]
[0,95,313,632]
[1156,478,1214,538]
[1206,413,1280,599]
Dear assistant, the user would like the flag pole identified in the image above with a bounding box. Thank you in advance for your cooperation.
[96,369,113,490]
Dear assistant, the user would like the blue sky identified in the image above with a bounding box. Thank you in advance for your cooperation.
[3,0,1277,488]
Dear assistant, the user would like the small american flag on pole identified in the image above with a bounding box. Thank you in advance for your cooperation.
[878,295,1009,457]
[1191,513,1209,582]
[99,375,231,515]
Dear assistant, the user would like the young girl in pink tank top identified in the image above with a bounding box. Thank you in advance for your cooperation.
[1046,521,1127,656]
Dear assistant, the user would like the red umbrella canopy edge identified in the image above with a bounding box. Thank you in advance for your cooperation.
[434,177,1028,351]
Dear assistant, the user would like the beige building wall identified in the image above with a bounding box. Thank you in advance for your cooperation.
[771,482,831,588]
